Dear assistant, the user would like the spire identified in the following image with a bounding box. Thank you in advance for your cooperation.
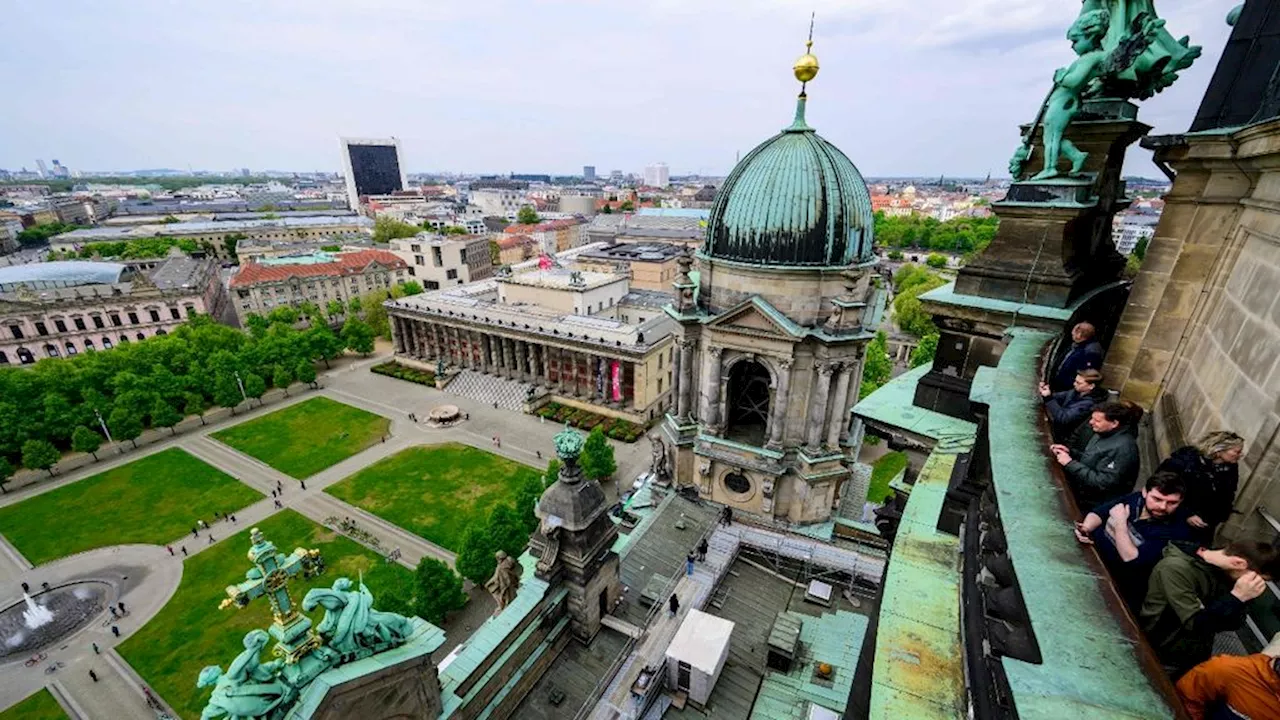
[788,14,819,132]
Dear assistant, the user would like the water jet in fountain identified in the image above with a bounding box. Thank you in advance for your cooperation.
[22,593,53,629]
[0,582,109,661]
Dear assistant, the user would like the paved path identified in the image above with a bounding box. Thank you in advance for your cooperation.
[0,347,655,716]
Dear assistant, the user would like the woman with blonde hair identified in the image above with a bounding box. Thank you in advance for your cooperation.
[1157,430,1245,541]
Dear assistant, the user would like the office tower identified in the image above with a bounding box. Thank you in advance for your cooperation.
[339,137,406,209]
[583,165,596,182]
[643,163,669,188]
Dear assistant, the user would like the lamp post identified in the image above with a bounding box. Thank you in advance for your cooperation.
[233,370,249,406]
[93,408,120,454]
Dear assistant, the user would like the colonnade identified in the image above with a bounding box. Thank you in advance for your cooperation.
[391,315,635,406]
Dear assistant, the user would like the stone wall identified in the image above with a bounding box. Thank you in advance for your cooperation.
[1106,119,1280,540]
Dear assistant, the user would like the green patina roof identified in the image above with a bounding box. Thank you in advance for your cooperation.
[853,364,978,451]
[751,610,869,720]
[703,95,875,268]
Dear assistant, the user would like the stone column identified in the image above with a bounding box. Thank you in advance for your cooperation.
[411,321,424,359]
[528,343,540,385]
[391,317,404,354]
[805,361,835,451]
[470,331,482,370]
[826,363,854,449]
[422,324,433,359]
[701,346,724,431]
[501,338,514,379]
[765,358,793,451]
[676,339,695,420]
[844,355,865,442]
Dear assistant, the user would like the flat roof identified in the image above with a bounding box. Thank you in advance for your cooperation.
[149,257,209,290]
[667,609,734,674]
[576,242,685,262]
[51,215,374,242]
[500,268,625,292]
[0,260,126,287]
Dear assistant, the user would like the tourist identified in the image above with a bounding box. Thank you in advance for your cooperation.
[496,436,501,448]
[1050,402,1140,510]
[92,642,99,654]
[465,412,470,420]
[1050,321,1104,391]
[89,669,98,682]
[110,606,118,618]
[300,481,306,490]
[668,593,679,616]
[1176,652,1280,720]
[166,545,173,556]
[536,450,542,460]
[118,601,125,613]
[41,582,48,591]
[111,625,120,637]
[1158,431,1245,543]
[1141,541,1280,676]
[686,553,695,577]
[1039,369,1108,441]
[721,506,733,526]
[230,514,237,523]
[191,527,198,538]
[180,546,187,557]
[271,489,277,498]
[208,534,215,544]
[1074,473,1190,607]
[697,538,708,562]
[21,581,28,593]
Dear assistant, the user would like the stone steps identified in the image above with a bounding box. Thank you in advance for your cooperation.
[444,369,532,412]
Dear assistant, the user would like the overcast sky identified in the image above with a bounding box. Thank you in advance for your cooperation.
[0,0,1234,178]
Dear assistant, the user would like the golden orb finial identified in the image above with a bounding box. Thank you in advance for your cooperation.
[793,13,819,87]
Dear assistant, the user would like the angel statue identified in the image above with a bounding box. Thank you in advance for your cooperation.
[303,577,414,656]
[1013,9,1162,180]
[1080,0,1201,99]
[196,630,295,720]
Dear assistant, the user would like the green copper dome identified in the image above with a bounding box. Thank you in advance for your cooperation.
[703,96,874,268]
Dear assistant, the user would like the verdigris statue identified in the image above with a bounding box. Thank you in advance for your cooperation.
[197,630,294,720]
[1012,1,1200,180]
[303,577,415,656]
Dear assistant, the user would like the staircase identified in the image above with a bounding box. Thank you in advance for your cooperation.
[443,370,532,412]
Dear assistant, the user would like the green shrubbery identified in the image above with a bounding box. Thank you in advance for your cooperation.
[535,402,645,442]
[371,361,435,385]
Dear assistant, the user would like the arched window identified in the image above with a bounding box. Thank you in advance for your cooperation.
[155,329,167,336]
[136,332,146,341]
[45,344,59,358]
[102,337,113,349]
[725,360,772,446]
[120,335,130,344]
[17,347,34,364]
[64,341,77,356]
[0,351,7,364]
[84,339,95,351]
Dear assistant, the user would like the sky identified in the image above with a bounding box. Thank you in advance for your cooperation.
[0,0,1236,178]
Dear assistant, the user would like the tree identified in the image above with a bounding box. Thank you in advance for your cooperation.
[600,203,613,214]
[213,378,244,413]
[543,458,560,489]
[22,439,60,477]
[71,425,103,460]
[515,473,546,533]
[223,233,246,261]
[342,317,376,355]
[579,427,616,481]
[487,504,530,559]
[399,281,423,297]
[326,299,345,319]
[272,364,294,396]
[909,333,939,369]
[306,325,344,368]
[887,250,904,261]
[488,240,501,266]
[412,558,468,624]
[184,393,207,425]
[108,407,143,449]
[0,457,12,493]
[455,525,498,584]
[347,296,363,314]
[245,313,269,339]
[619,200,635,212]
[243,373,267,406]
[152,399,182,435]
[266,306,300,327]
[926,253,948,269]
[373,216,421,243]
[859,331,893,400]
[295,360,317,388]
[516,206,541,225]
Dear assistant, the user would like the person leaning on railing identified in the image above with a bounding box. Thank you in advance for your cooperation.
[1050,401,1141,509]
[1158,431,1245,544]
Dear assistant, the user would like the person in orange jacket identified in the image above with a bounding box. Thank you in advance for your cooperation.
[1176,652,1280,720]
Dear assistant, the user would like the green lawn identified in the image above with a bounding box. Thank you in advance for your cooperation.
[868,451,908,504]
[211,396,391,479]
[118,510,413,720]
[326,443,540,551]
[0,688,67,720]
[0,448,261,566]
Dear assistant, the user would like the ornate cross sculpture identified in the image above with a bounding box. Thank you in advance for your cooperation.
[220,527,326,663]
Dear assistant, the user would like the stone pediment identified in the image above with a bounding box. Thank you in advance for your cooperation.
[707,296,801,339]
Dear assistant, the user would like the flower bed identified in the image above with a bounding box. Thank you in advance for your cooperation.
[371,360,436,386]
[536,402,646,442]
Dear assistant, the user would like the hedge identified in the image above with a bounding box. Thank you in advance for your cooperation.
[536,402,645,442]
[371,361,436,386]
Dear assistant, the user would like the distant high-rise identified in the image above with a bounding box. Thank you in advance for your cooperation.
[35,159,48,178]
[583,165,596,182]
[643,163,669,188]
[339,137,406,209]
[241,168,251,177]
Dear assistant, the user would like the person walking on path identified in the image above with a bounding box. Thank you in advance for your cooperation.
[180,546,187,557]
[111,625,120,637]
[300,481,306,490]
[686,553,695,577]
[91,642,99,654]
[668,593,680,616]
[208,534,215,544]
[230,514,236,523]
[721,506,733,526]
[89,669,98,682]
[697,538,708,562]
[166,545,174,556]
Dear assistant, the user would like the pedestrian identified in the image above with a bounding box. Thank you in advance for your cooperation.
[381,435,386,443]
[668,593,680,616]
[118,601,126,613]
[110,606,118,618]
[493,401,498,409]
[111,625,120,637]
[464,412,470,420]
[89,669,98,682]
[166,545,174,556]
[191,527,198,538]
[697,538,708,562]
[41,582,48,591]
[277,480,282,490]
[92,642,99,654]
[686,553,695,577]
[271,489,277,498]
[721,506,733,526]
[496,436,501,448]
[180,546,187,557]
[208,534,215,545]
[21,581,28,593]
[230,514,237,523]
[536,450,542,460]
[301,481,307,490]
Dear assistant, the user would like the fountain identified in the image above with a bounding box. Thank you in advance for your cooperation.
[21,593,53,629]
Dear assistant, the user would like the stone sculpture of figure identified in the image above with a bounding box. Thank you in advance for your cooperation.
[436,358,446,377]
[303,578,414,656]
[196,630,294,720]
[649,435,668,480]
[485,550,522,612]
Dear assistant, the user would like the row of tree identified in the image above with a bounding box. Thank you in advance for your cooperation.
[874,213,998,254]
[0,311,378,489]
[15,222,81,247]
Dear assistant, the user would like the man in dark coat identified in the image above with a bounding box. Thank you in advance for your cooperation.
[1051,322,1104,391]
[1040,368,1109,441]
[1051,401,1140,509]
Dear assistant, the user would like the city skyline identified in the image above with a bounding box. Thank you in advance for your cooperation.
[2,1,1233,177]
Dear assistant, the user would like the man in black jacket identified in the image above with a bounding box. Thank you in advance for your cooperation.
[1040,368,1108,441]
[1050,401,1140,509]
[1051,322,1104,391]
[1141,541,1279,677]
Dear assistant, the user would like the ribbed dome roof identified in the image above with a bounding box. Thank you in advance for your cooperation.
[703,97,874,268]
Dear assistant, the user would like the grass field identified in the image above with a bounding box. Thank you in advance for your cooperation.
[117,510,413,720]
[0,688,68,720]
[868,451,908,504]
[0,448,261,566]
[325,443,540,551]
[211,396,390,479]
